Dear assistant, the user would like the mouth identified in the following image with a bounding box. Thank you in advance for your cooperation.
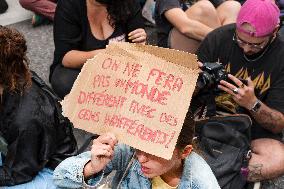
[141,166,150,174]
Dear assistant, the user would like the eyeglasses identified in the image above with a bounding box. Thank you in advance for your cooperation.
[232,33,272,51]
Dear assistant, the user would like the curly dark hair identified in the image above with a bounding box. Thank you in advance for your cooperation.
[0,26,31,93]
[95,0,136,27]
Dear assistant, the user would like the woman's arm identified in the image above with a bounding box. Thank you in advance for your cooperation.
[54,133,118,188]
[53,135,136,188]
[62,49,105,68]
[53,151,93,188]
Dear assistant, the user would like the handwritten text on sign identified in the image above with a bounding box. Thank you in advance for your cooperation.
[62,45,198,159]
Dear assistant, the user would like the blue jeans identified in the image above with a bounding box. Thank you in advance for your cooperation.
[0,153,57,189]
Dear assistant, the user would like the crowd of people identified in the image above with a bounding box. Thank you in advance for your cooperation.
[1,0,284,188]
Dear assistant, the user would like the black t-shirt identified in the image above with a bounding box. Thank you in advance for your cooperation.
[196,24,284,140]
[155,0,189,48]
[50,0,144,78]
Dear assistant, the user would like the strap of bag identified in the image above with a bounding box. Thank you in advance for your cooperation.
[116,152,136,189]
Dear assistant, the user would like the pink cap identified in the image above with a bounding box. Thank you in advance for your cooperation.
[236,0,280,37]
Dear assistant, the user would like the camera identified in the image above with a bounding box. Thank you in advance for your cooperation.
[197,62,228,90]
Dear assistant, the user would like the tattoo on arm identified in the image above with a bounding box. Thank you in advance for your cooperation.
[258,109,278,131]
[248,164,264,182]
[252,104,284,133]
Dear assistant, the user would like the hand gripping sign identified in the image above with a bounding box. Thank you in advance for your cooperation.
[61,42,199,160]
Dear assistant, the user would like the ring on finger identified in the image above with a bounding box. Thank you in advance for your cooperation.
[240,83,245,88]
[233,87,239,94]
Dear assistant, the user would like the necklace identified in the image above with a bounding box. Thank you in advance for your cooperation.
[242,35,277,62]
[243,42,271,62]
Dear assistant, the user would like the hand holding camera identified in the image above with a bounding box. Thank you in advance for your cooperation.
[197,62,258,111]
[218,75,258,111]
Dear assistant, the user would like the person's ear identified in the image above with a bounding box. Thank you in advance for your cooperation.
[180,145,193,159]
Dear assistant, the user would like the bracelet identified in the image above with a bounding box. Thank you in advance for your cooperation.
[83,169,105,188]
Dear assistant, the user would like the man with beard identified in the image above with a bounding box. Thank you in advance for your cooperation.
[195,0,284,184]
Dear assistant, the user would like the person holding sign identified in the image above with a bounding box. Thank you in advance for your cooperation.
[53,112,220,188]
[0,26,77,188]
[50,0,147,99]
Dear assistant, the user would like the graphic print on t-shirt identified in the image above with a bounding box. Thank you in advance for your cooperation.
[215,63,271,113]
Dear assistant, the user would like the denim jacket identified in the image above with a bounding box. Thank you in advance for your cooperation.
[54,144,220,189]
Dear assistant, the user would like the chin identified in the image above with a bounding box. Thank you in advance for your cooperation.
[142,172,157,178]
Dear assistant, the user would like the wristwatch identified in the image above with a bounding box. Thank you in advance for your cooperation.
[250,99,261,113]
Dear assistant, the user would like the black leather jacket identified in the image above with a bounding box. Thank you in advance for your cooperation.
[0,77,78,186]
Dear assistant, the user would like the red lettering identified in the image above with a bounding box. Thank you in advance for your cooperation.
[172,78,183,92]
[104,113,171,145]
[165,131,176,148]
[160,113,178,127]
[129,100,156,118]
[115,79,127,88]
[155,132,169,145]
[115,79,171,105]
[163,74,174,90]
[78,109,100,122]
[102,58,120,71]
[123,62,142,77]
[124,80,170,105]
[127,121,141,135]
[147,68,184,92]
[78,91,86,104]
[76,90,127,108]
[93,74,110,88]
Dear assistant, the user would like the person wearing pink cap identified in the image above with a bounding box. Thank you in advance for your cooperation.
[195,0,284,185]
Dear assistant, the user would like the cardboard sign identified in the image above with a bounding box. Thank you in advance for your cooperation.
[62,43,199,159]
